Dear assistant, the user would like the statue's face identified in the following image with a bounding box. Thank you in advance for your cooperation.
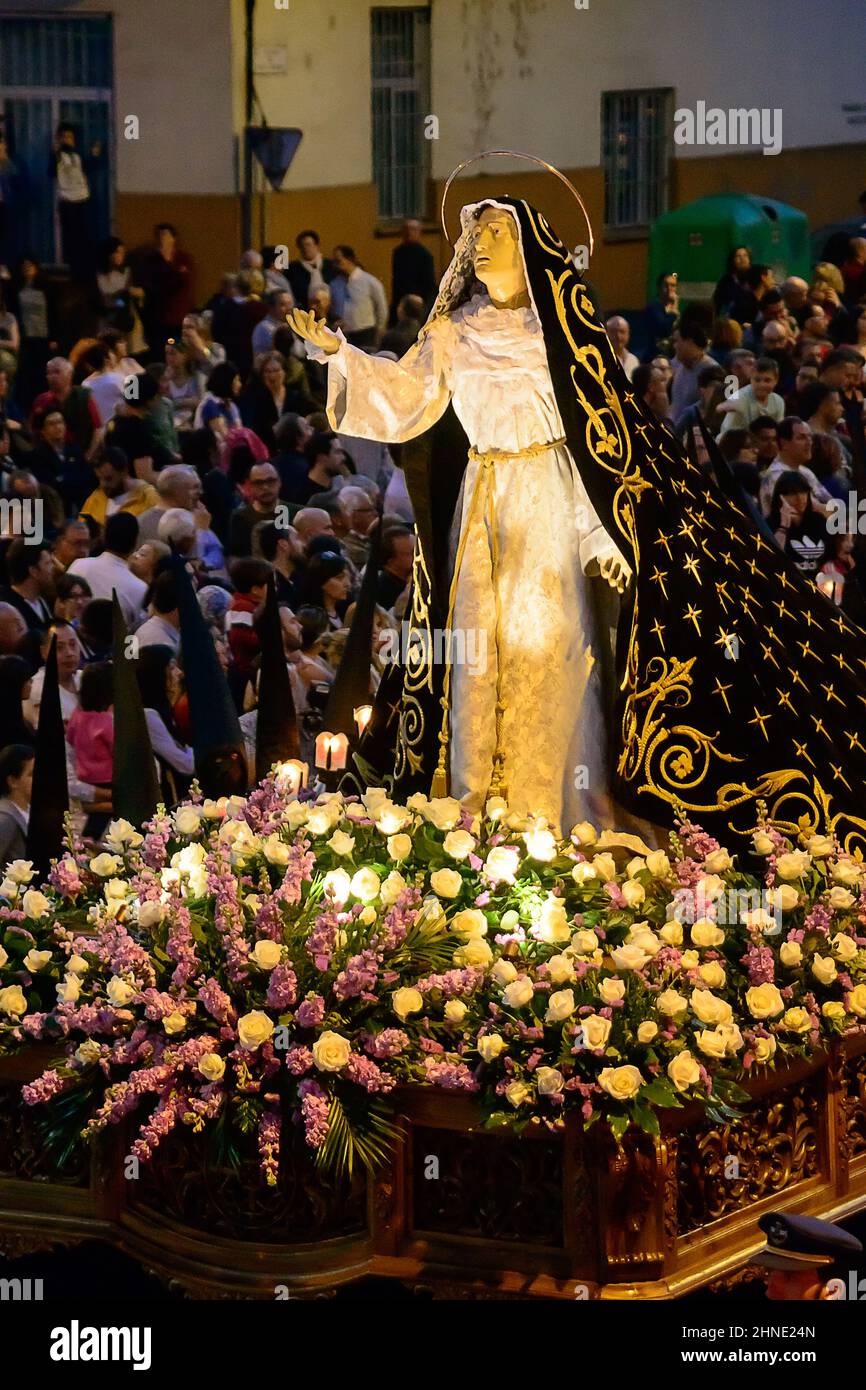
[471,207,526,299]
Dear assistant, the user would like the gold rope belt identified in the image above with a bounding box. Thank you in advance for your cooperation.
[430,435,567,802]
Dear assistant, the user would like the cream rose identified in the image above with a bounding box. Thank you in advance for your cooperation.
[752,832,775,855]
[524,824,557,862]
[667,1050,700,1091]
[598,977,625,1005]
[0,984,27,1016]
[23,949,51,973]
[380,871,408,907]
[646,850,672,880]
[350,867,381,902]
[386,834,412,861]
[807,835,835,858]
[697,1028,727,1059]
[745,983,784,1019]
[780,941,803,968]
[237,1009,275,1050]
[421,797,462,831]
[703,848,733,873]
[451,908,488,939]
[698,961,726,989]
[571,821,597,846]
[822,1001,846,1022]
[138,900,163,929]
[536,1066,564,1095]
[502,976,535,1009]
[477,1033,506,1062]
[571,861,597,886]
[579,1013,612,1049]
[21,889,51,920]
[392,986,423,1020]
[491,959,518,986]
[312,1030,351,1071]
[766,884,799,911]
[444,999,467,1023]
[536,895,570,944]
[485,796,508,822]
[691,919,725,948]
[781,1006,812,1034]
[56,975,81,1004]
[107,975,136,1007]
[430,867,462,899]
[199,1052,226,1081]
[163,1011,186,1035]
[545,988,576,1023]
[505,1080,531,1107]
[753,1035,777,1064]
[252,940,282,970]
[775,850,812,881]
[847,984,866,1017]
[173,806,203,836]
[598,1065,643,1101]
[547,953,576,984]
[322,868,351,904]
[831,859,863,887]
[609,943,648,971]
[453,938,492,968]
[811,954,837,986]
[327,829,356,857]
[827,885,856,911]
[659,921,684,947]
[66,954,88,974]
[690,989,733,1025]
[832,932,858,963]
[6,859,34,883]
[443,829,476,861]
[681,949,700,971]
[656,988,689,1017]
[591,853,617,882]
[571,928,600,955]
[637,1020,659,1044]
[484,846,520,884]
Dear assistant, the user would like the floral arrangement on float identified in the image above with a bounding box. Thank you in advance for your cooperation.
[1,773,866,1182]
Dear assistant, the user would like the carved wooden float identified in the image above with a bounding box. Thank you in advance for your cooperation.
[1,1035,865,1298]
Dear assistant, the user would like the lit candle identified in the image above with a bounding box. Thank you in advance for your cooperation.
[354,704,373,738]
[314,732,349,771]
[275,759,308,795]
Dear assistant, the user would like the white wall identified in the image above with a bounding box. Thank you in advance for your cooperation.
[73,0,236,194]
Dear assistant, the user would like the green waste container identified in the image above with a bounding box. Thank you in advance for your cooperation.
[648,194,810,303]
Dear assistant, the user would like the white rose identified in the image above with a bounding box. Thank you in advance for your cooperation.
[23,949,52,972]
[690,989,732,1025]
[570,928,599,955]
[536,1066,564,1095]
[598,977,625,1005]
[699,961,726,989]
[811,954,837,986]
[646,850,672,879]
[326,829,356,857]
[163,1011,186,1035]
[626,855,647,878]
[312,1030,351,1072]
[444,999,467,1023]
[621,880,646,908]
[766,884,799,911]
[173,806,203,836]
[848,984,866,1017]
[282,801,309,829]
[484,846,520,884]
[0,984,27,1016]
[571,861,597,886]
[350,867,381,902]
[681,949,700,970]
[485,796,508,822]
[380,871,408,907]
[831,859,863,887]
[443,829,476,860]
[668,1050,701,1091]
[106,976,136,1006]
[0,944,6,968]
[579,1013,612,1049]
[782,1006,812,1034]
[745,983,785,1019]
[22,889,51,920]
[832,932,858,963]
[752,832,775,855]
[89,852,122,878]
[237,1010,275,1050]
[545,988,576,1023]
[659,921,684,946]
[138,900,164,929]
[536,894,570,944]
[775,850,812,881]
[697,1028,728,1059]
[478,1033,506,1062]
[780,940,803,967]
[807,835,835,858]
[322,868,351,904]
[74,1039,101,1066]
[66,954,88,974]
[199,1052,226,1081]
[0,879,17,900]
[392,987,423,1020]
[691,919,725,948]
[609,943,648,971]
[430,867,462,899]
[6,859,35,883]
[451,908,488,939]
[753,1035,777,1064]
[591,853,617,882]
[56,974,81,1004]
[387,834,412,861]
[374,802,412,836]
[505,1080,531,1107]
[547,953,576,984]
[491,959,518,985]
[828,885,856,911]
[453,937,493,968]
[598,1065,643,1100]
[703,848,733,873]
[524,824,557,862]
[656,988,689,1017]
[823,1001,847,1022]
[637,1020,659,1043]
[422,797,462,831]
[502,976,535,1009]
[252,939,282,970]
[717,1021,744,1054]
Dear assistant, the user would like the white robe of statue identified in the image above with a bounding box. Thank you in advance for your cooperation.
[310,290,628,833]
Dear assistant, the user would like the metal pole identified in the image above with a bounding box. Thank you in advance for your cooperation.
[241,0,256,252]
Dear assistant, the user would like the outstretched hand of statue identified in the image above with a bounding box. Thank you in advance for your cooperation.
[286,308,341,355]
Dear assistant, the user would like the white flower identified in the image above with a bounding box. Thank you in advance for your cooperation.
[485,796,508,822]
[505,1080,531,1107]
[453,937,492,968]
[536,1066,564,1095]
[386,833,412,861]
[696,1028,727,1059]
[780,940,802,967]
[491,959,518,985]
[282,801,309,829]
[375,801,412,836]
[107,976,136,1007]
[502,976,534,1009]
[621,879,646,908]
[598,977,626,1005]
[89,852,122,878]
[0,944,8,968]
[811,954,837,986]
[0,878,18,900]
[690,989,733,1025]
[628,925,661,957]
[74,1039,101,1066]
[659,921,683,946]
[766,884,799,912]
[656,988,689,1017]
[827,885,856,911]
[547,953,576,984]
[831,859,863,887]
[832,932,858,963]
[392,986,423,1020]
[199,1052,226,1081]
[444,999,467,1023]
[703,848,733,873]
[646,850,672,879]
[579,1013,611,1049]
[443,829,476,860]
[0,984,27,1016]
[56,974,81,1004]
[609,943,648,971]
[536,894,570,944]
[698,960,726,989]
[451,908,488,939]
[477,1033,506,1062]
[312,1030,351,1071]
[23,949,51,973]
[350,867,381,902]
[807,835,835,858]
[753,1035,777,1064]
[237,1010,275,1050]
[260,833,290,866]
[163,1011,186,1035]
[544,988,576,1023]
[745,983,784,1019]
[668,1050,701,1091]
[775,850,812,881]
[597,1065,643,1100]
[6,860,35,884]
[66,954,89,975]
[20,888,51,920]
[484,845,520,884]
[252,940,282,970]
[691,919,725,948]
[173,806,203,837]
[571,861,597,886]
[420,797,462,831]
[430,867,462,899]
[138,900,164,929]
[570,928,600,955]
[380,870,408,907]
[591,853,617,882]
[637,1020,658,1043]
[324,829,354,857]
[201,797,228,819]
[752,832,775,855]
[523,824,557,861]
[322,868,351,904]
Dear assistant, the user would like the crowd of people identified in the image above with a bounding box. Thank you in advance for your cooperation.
[0,145,864,850]
[607,225,866,602]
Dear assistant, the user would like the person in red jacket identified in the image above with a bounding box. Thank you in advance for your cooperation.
[225,556,271,708]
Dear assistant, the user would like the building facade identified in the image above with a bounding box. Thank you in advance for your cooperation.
[1,0,864,308]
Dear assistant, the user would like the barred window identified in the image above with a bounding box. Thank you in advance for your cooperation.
[601,89,672,232]
[371,7,431,222]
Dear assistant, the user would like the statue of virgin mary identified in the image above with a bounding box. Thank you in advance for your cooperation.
[291,187,866,855]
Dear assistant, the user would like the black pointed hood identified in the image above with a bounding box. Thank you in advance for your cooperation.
[25,635,68,876]
[255,574,300,780]
[112,594,160,824]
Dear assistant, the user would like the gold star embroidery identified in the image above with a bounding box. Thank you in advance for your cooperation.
[655,530,672,559]
[777,688,795,712]
[715,627,738,655]
[793,738,816,768]
[777,570,792,590]
[749,708,771,740]
[830,763,853,790]
[846,729,865,752]
[650,618,665,648]
[821,682,845,707]
[683,554,701,583]
[712,678,732,712]
[650,566,669,598]
[796,638,817,661]
[684,603,702,635]
[834,652,855,675]
[760,643,780,668]
[789,668,807,690]
[774,599,790,620]
[810,714,829,738]
[678,520,696,544]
